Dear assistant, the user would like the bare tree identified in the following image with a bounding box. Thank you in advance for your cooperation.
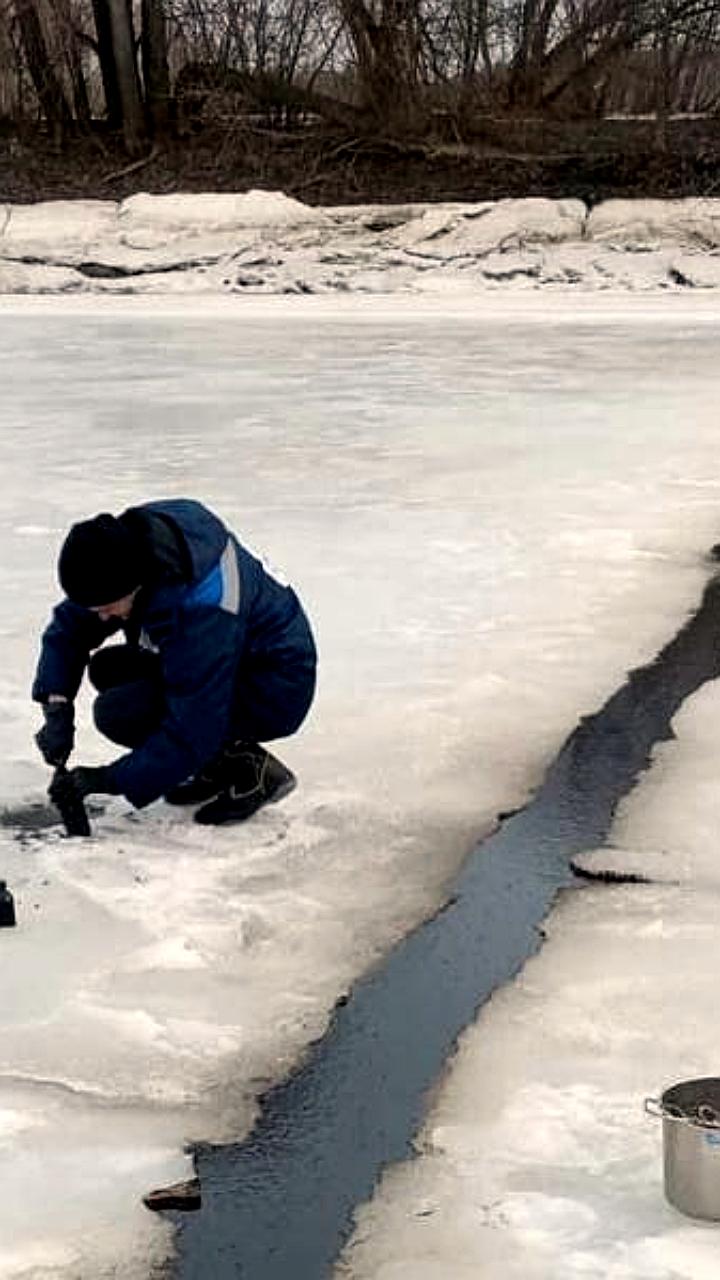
[142,0,170,132]
[105,0,145,150]
[14,0,73,139]
[337,0,423,130]
[5,0,720,160]
[91,0,123,125]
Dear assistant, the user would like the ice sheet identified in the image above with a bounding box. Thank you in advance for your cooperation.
[0,295,718,1275]
[338,678,720,1280]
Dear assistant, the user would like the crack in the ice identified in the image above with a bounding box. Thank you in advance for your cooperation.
[173,562,720,1280]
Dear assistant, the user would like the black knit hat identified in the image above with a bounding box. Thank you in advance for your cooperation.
[58,513,145,607]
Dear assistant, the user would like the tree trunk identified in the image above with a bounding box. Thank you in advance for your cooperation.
[50,0,92,128]
[107,0,145,153]
[91,0,122,128]
[15,0,72,143]
[141,0,169,136]
[69,49,91,127]
[509,0,542,107]
[654,14,671,150]
[339,0,421,133]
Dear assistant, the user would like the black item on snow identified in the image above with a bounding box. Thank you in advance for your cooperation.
[35,700,75,766]
[193,744,296,825]
[143,1178,202,1213]
[0,881,15,927]
[50,765,91,837]
[569,859,650,884]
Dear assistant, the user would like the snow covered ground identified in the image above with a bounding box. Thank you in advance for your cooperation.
[0,292,720,1278]
[5,190,720,295]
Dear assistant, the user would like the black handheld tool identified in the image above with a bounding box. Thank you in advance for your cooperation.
[0,881,15,927]
[51,765,91,837]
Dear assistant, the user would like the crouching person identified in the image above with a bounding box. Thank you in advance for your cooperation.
[33,498,317,825]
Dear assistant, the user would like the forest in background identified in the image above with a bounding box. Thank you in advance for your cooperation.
[1,0,720,205]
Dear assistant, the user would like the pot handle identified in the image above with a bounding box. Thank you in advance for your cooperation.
[644,1097,688,1122]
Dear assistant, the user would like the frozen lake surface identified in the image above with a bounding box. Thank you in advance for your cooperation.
[0,295,719,1277]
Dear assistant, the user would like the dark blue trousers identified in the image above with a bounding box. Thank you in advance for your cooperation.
[88,645,316,751]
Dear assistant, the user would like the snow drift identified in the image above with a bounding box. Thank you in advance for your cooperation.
[4,190,720,294]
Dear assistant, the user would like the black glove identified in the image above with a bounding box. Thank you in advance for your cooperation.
[36,701,75,766]
[49,765,118,806]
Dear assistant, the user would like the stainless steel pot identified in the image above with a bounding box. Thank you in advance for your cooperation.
[646,1077,720,1220]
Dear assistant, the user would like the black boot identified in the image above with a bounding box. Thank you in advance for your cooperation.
[164,750,228,805]
[194,743,296,826]
[164,737,258,805]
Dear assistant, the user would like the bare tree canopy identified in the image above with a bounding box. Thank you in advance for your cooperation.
[2,0,720,154]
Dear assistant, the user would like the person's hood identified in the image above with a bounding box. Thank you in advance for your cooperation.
[127,499,229,586]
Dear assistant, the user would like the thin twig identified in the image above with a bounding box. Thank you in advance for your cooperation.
[100,145,160,185]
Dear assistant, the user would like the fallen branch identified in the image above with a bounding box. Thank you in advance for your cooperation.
[100,145,160,185]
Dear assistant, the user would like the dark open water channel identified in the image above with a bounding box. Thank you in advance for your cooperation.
[173,569,720,1280]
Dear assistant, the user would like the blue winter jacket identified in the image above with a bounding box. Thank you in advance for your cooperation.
[33,500,317,808]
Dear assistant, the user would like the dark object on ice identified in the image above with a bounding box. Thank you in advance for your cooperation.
[0,797,104,841]
[50,765,91,837]
[569,858,650,885]
[709,543,720,561]
[0,881,15,927]
[143,1178,202,1213]
[0,800,60,834]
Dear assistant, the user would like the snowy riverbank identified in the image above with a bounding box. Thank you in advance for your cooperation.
[5,191,720,294]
